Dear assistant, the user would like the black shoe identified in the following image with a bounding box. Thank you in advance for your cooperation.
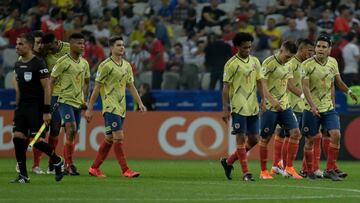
[307,173,318,180]
[243,172,255,181]
[67,164,80,176]
[324,170,343,181]
[54,158,65,182]
[335,169,348,178]
[220,158,233,180]
[10,174,30,183]
[299,170,307,178]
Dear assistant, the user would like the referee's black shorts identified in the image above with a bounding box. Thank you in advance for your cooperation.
[13,103,46,138]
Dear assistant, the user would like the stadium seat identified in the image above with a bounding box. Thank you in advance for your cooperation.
[133,2,147,15]
[161,72,180,90]
[200,72,211,90]
[3,48,18,69]
[180,64,199,90]
[139,71,152,88]
[4,71,14,89]
[264,14,285,24]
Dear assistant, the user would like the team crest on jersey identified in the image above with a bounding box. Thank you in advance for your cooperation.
[24,72,32,81]
[252,63,256,70]
[112,122,118,128]
[234,123,240,129]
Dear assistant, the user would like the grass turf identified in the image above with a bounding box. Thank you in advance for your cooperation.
[0,158,360,202]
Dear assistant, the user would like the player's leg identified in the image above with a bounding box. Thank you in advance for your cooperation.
[312,132,323,178]
[47,96,62,174]
[89,113,115,177]
[271,128,286,175]
[259,110,277,179]
[110,113,140,178]
[281,109,302,179]
[322,110,343,181]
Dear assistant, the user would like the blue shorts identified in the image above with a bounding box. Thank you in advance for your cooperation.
[279,111,303,138]
[260,108,299,138]
[58,103,81,130]
[104,112,124,135]
[302,109,340,137]
[231,113,259,135]
[51,96,61,123]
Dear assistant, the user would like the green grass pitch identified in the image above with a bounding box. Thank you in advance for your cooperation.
[0,159,360,202]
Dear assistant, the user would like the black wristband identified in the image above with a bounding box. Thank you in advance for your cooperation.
[43,104,51,113]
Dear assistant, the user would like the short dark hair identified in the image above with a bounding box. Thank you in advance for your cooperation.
[42,33,56,44]
[145,31,155,38]
[32,30,43,38]
[282,40,297,54]
[18,33,34,47]
[69,33,85,41]
[108,36,123,46]
[296,38,313,48]
[316,34,332,47]
[232,32,254,47]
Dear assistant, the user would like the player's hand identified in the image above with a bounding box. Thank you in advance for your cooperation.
[260,100,266,112]
[311,106,320,117]
[138,104,147,112]
[80,103,88,110]
[271,100,283,112]
[222,110,230,124]
[85,109,93,122]
[43,113,51,125]
[349,92,358,104]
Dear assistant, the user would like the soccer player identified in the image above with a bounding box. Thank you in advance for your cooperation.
[301,35,358,181]
[271,39,315,177]
[86,36,145,178]
[11,33,64,183]
[42,32,70,174]
[259,41,303,180]
[50,33,90,175]
[220,32,265,181]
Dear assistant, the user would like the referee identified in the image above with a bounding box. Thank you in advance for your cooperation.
[11,33,65,183]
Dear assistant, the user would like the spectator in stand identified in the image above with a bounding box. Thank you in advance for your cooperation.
[88,0,117,18]
[64,14,83,42]
[0,7,20,33]
[41,7,64,40]
[263,18,282,50]
[221,19,236,46]
[158,0,176,22]
[183,8,197,35]
[144,31,165,89]
[342,32,360,85]
[295,7,308,31]
[239,0,261,25]
[126,40,150,77]
[253,26,271,62]
[103,8,119,34]
[129,20,147,47]
[4,18,31,48]
[112,25,128,44]
[281,18,305,43]
[120,6,140,36]
[112,0,128,19]
[172,0,190,25]
[135,83,156,111]
[197,0,226,30]
[93,17,111,46]
[167,42,184,73]
[330,34,345,75]
[236,14,255,36]
[317,7,335,34]
[334,5,352,34]
[71,0,91,25]
[205,33,232,90]
[151,16,171,50]
[306,17,319,42]
[84,35,106,71]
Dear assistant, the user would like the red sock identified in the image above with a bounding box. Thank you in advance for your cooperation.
[260,143,268,171]
[282,138,289,167]
[286,139,299,167]
[92,140,112,168]
[304,148,313,174]
[236,145,249,174]
[227,152,237,165]
[32,148,42,168]
[313,136,321,171]
[326,144,340,171]
[114,141,129,173]
[273,136,283,167]
[48,136,59,151]
[64,143,74,166]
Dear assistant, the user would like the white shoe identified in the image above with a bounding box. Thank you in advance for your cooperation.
[15,163,20,173]
[46,167,55,175]
[314,169,324,178]
[32,166,45,174]
[271,166,289,177]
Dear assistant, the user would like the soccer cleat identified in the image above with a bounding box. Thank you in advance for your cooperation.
[285,167,303,179]
[88,167,106,178]
[307,173,318,180]
[32,166,45,175]
[243,172,255,181]
[47,164,55,175]
[220,158,234,180]
[123,169,140,178]
[54,158,65,182]
[324,170,343,181]
[335,169,348,178]
[299,170,308,178]
[15,163,20,173]
[10,174,30,183]
[313,169,324,178]
[66,164,80,176]
[259,170,273,179]
[271,166,287,176]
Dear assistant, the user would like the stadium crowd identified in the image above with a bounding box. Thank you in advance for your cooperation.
[0,0,360,90]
